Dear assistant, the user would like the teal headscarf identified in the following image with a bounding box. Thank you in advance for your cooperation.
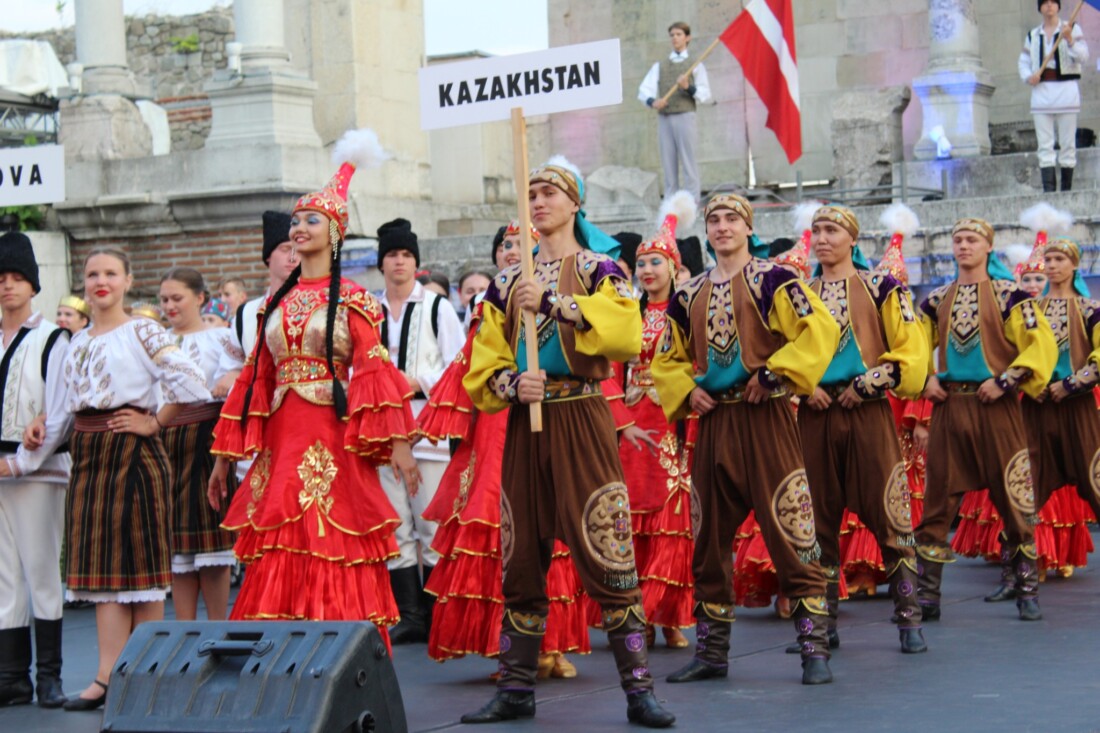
[529,159,620,260]
[808,204,871,277]
[1041,239,1092,298]
[951,218,1016,282]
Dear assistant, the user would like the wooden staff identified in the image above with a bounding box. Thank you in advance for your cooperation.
[510,107,543,432]
[1038,0,1085,72]
[657,36,723,105]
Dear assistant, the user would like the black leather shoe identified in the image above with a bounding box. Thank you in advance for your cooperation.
[920,604,940,621]
[801,657,833,685]
[63,680,108,712]
[460,690,535,724]
[984,585,1016,603]
[626,690,676,728]
[1017,598,1043,621]
[666,658,728,683]
[899,628,928,654]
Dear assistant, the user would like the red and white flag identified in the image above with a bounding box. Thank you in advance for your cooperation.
[720,0,802,164]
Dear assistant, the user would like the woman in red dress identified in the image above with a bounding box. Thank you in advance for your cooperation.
[208,130,417,642]
[619,193,697,647]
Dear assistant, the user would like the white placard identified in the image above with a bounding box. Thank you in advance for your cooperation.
[419,39,622,130]
[0,144,65,207]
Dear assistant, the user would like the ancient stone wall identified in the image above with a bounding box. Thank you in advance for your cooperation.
[2,8,234,152]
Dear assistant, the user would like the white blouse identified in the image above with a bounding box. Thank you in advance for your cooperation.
[166,326,244,401]
[65,318,211,412]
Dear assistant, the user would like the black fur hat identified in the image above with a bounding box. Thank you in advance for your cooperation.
[377,218,420,268]
[0,231,40,293]
[262,211,292,264]
[676,236,704,277]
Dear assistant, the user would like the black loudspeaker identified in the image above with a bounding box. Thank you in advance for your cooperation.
[99,621,407,733]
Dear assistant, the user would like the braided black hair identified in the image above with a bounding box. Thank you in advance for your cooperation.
[326,244,348,419]
[239,263,301,431]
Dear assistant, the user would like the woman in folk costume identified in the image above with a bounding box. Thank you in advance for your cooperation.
[207,129,417,637]
[836,204,929,595]
[418,221,592,678]
[618,191,696,648]
[10,247,211,710]
[158,268,245,621]
[55,295,90,333]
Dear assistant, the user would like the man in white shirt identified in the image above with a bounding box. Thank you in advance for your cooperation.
[638,21,712,203]
[375,218,465,644]
[1019,0,1090,192]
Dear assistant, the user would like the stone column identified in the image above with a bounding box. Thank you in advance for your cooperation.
[233,0,290,69]
[912,0,995,159]
[60,0,151,161]
[203,0,321,148]
[74,0,137,96]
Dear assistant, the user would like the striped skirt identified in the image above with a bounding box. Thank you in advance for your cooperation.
[66,428,172,598]
[162,413,236,559]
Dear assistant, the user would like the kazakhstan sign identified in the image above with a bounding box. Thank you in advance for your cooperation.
[418,39,622,130]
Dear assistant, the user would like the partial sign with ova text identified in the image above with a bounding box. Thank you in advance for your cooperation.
[419,39,622,130]
[0,144,65,207]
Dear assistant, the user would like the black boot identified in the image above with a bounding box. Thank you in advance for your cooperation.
[33,619,65,708]
[916,552,948,621]
[984,545,1016,603]
[1041,167,1057,192]
[460,610,543,724]
[1012,545,1042,621]
[605,607,675,728]
[388,567,426,644]
[787,568,840,653]
[792,598,832,685]
[0,627,33,706]
[888,561,926,653]
[1061,167,1074,192]
[667,603,731,683]
[420,565,435,638]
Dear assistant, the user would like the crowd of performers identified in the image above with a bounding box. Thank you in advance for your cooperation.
[1,127,1098,729]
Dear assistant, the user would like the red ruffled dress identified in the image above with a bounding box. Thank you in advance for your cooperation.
[212,278,413,640]
[418,304,591,661]
[838,396,929,594]
[618,301,694,629]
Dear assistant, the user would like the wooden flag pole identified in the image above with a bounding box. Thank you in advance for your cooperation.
[510,107,543,432]
[1039,0,1085,72]
[657,36,723,105]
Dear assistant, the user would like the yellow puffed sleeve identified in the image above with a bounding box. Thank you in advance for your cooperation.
[766,282,840,396]
[463,301,516,414]
[651,317,698,422]
[571,277,643,364]
[876,289,929,399]
[1003,300,1057,399]
[920,312,938,376]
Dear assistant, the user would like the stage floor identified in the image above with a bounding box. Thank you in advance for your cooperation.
[4,549,1097,732]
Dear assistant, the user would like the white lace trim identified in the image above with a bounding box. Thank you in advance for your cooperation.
[171,552,236,574]
[65,588,168,604]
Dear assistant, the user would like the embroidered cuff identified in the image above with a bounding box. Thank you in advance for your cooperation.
[489,369,522,404]
[853,362,899,399]
[757,367,781,390]
[1063,361,1099,394]
[539,289,588,329]
[994,366,1030,392]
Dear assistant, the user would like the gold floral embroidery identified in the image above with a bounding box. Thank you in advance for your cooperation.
[1044,298,1070,349]
[707,281,738,363]
[949,284,980,354]
[453,450,475,516]
[818,279,851,332]
[297,441,338,537]
[246,449,272,520]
